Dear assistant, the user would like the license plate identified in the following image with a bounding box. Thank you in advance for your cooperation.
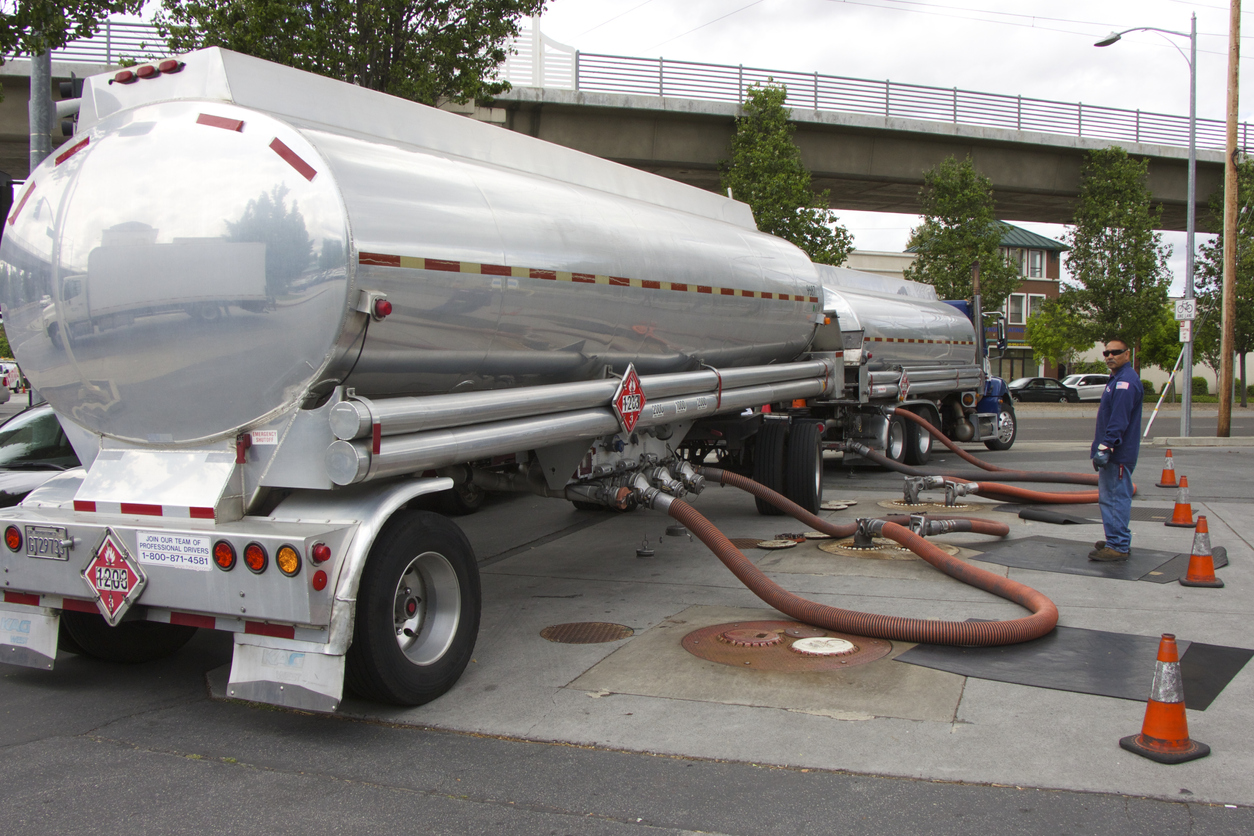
[25,526,69,561]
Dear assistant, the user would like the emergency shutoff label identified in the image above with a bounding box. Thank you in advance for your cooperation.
[137,530,212,571]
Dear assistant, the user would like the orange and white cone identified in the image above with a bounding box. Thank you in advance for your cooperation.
[1164,476,1196,528]
[1119,634,1209,764]
[1180,516,1224,588]
[1155,449,1178,488]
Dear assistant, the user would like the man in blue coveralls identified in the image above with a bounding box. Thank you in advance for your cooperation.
[1089,338,1143,561]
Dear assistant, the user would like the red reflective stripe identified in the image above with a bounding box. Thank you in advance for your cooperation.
[671,283,688,292]
[120,503,163,516]
[720,287,735,296]
[372,423,382,454]
[697,286,712,294]
[642,280,661,289]
[190,507,215,519]
[530,269,556,281]
[609,276,630,287]
[171,611,216,629]
[358,252,401,267]
[245,621,296,639]
[572,273,596,283]
[73,500,96,512]
[269,137,316,181]
[54,137,89,166]
[61,597,98,613]
[8,182,34,226]
[3,591,39,606]
[196,113,244,132]
[425,259,460,272]
[481,263,512,276]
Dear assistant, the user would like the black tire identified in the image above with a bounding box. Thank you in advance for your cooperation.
[752,419,789,516]
[346,511,480,706]
[903,408,933,467]
[434,482,486,516]
[984,400,1017,451]
[885,414,908,463]
[783,420,824,515]
[59,611,198,663]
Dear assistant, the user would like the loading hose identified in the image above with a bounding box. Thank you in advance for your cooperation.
[668,467,1059,646]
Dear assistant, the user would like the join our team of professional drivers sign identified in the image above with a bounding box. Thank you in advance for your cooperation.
[613,365,646,433]
[81,530,147,626]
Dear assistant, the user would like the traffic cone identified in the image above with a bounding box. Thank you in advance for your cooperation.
[1119,634,1210,764]
[1164,476,1196,529]
[1180,516,1224,588]
[1155,449,1178,488]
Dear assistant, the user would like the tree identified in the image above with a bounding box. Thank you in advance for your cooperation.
[1194,157,1254,406]
[157,0,544,105]
[903,156,1019,313]
[1023,298,1091,368]
[719,83,853,266]
[0,1,142,60]
[1062,146,1172,368]
[1138,302,1183,373]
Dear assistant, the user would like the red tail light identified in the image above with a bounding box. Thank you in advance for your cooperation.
[213,540,236,571]
[243,543,268,574]
[112,70,136,84]
[136,64,158,79]
[4,526,21,552]
[311,543,331,563]
[157,59,184,74]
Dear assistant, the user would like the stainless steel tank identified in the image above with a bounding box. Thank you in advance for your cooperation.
[813,265,977,368]
[0,48,821,445]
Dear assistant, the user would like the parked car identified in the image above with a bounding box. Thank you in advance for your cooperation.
[1007,377,1081,403]
[1061,373,1110,402]
[0,404,80,507]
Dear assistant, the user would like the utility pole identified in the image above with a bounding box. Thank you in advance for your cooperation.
[1218,0,1241,437]
[28,51,52,172]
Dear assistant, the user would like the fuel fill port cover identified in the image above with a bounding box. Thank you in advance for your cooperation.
[682,621,891,672]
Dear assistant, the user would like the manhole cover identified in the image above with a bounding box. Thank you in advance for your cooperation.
[803,531,832,540]
[818,538,961,561]
[822,499,858,509]
[756,539,798,550]
[683,621,891,671]
[728,537,765,549]
[541,622,635,644]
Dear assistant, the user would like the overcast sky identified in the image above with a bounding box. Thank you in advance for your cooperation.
[524,0,1250,292]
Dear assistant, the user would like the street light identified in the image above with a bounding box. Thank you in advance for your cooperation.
[1095,14,1197,437]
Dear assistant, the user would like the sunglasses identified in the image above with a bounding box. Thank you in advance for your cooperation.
[1102,349,1127,357]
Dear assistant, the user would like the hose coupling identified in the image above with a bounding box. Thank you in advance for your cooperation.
[674,460,706,495]
[853,517,885,548]
[902,475,947,504]
[644,465,686,497]
[944,481,978,506]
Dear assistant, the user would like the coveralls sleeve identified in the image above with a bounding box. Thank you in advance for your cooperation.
[1101,380,1136,450]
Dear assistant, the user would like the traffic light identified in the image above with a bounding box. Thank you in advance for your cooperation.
[59,73,83,137]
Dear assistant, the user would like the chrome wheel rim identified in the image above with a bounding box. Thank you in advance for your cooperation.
[997,409,1016,443]
[886,420,906,461]
[392,551,461,665]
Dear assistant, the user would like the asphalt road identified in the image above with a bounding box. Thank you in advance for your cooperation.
[1011,403,1254,443]
[3,417,1252,835]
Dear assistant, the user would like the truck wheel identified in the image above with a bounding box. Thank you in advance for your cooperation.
[435,482,486,516]
[903,409,933,466]
[984,401,1017,451]
[752,419,789,516]
[346,511,480,706]
[885,414,908,463]
[783,420,824,514]
[59,611,198,663]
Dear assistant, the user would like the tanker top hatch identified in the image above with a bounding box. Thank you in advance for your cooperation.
[76,47,757,232]
[0,100,354,445]
[812,263,938,300]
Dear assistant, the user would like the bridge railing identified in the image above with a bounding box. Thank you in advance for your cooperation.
[33,19,1250,152]
[504,26,1247,153]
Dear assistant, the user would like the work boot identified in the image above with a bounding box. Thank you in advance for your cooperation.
[1088,546,1130,562]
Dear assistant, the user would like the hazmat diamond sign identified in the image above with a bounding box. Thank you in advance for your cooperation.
[612,364,646,433]
[81,530,147,626]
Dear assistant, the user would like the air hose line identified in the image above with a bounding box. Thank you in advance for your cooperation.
[683,467,1059,646]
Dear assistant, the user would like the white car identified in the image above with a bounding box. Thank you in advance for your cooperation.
[1061,373,1110,402]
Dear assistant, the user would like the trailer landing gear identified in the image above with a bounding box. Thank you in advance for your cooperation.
[347,511,480,706]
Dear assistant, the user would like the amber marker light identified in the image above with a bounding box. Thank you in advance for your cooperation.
[213,540,236,571]
[4,525,22,552]
[276,545,301,577]
[244,543,268,574]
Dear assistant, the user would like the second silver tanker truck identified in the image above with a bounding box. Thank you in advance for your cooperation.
[0,48,1014,711]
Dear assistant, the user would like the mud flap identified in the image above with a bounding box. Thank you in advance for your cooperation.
[0,602,59,670]
[227,635,345,713]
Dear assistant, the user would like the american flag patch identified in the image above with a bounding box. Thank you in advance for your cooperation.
[1116,381,1130,389]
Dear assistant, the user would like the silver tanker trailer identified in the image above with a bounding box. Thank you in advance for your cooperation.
[0,48,1013,711]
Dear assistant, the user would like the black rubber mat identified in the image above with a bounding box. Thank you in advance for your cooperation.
[970,535,1225,582]
[993,504,1176,524]
[896,626,1252,710]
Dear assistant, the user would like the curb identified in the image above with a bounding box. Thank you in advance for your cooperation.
[1152,436,1254,447]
